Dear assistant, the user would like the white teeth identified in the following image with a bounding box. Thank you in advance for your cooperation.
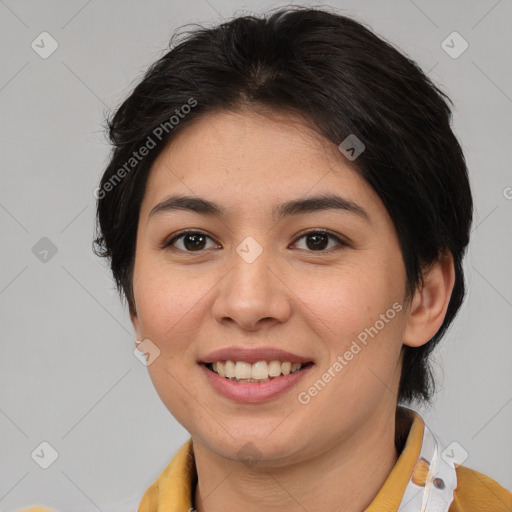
[268,360,282,377]
[216,361,226,377]
[235,361,252,380]
[224,360,236,378]
[252,361,268,380]
[290,362,302,373]
[208,360,306,381]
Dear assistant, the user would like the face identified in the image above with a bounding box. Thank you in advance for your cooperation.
[131,108,410,466]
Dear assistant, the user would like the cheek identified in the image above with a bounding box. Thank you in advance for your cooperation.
[132,258,208,357]
[295,261,405,395]
[295,260,401,342]
[134,264,208,427]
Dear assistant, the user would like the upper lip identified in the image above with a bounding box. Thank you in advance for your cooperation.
[198,346,314,364]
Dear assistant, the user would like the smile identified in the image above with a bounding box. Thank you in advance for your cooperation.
[205,360,312,383]
[201,359,314,403]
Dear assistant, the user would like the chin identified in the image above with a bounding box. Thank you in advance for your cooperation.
[200,428,312,468]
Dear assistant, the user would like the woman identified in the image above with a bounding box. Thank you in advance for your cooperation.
[21,6,512,512]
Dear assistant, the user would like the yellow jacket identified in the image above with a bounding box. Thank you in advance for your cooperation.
[17,410,512,512]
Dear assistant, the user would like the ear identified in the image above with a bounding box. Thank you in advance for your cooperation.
[402,249,455,348]
[130,309,143,348]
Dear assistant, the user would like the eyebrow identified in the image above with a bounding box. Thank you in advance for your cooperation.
[148,193,371,223]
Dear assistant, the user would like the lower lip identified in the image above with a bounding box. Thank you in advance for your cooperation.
[200,363,314,403]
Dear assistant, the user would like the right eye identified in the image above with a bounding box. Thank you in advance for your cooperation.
[163,230,221,253]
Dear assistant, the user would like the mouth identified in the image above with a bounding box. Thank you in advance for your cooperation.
[203,360,314,383]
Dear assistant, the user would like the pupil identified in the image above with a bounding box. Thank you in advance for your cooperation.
[307,233,328,250]
[185,233,206,250]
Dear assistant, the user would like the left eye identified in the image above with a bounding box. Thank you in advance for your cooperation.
[163,230,346,253]
[293,230,346,252]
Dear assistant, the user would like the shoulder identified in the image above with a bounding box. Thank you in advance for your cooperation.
[15,508,57,512]
[449,464,512,512]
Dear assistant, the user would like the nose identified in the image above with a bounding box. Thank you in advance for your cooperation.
[211,245,292,332]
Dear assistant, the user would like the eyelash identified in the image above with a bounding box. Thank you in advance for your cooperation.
[162,229,348,254]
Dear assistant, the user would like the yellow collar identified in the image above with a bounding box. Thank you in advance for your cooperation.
[138,407,425,512]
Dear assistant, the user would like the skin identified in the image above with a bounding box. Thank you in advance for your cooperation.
[131,108,455,512]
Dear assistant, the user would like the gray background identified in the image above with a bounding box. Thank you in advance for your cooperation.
[0,0,511,510]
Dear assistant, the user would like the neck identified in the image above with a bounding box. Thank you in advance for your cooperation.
[193,405,411,512]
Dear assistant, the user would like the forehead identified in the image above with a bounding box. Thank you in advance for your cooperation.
[141,109,381,218]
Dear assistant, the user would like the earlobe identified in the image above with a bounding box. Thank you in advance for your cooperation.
[402,250,456,348]
[130,310,142,342]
